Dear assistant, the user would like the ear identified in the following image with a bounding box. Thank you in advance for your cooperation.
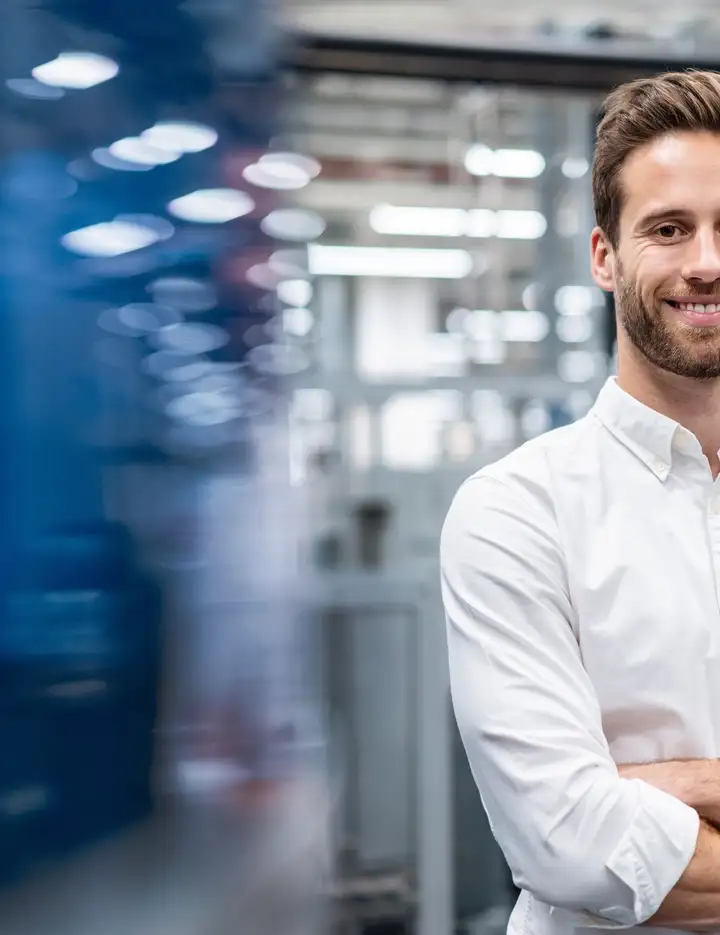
[590,226,615,292]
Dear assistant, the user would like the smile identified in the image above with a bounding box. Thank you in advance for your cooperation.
[664,300,720,326]
[666,301,720,313]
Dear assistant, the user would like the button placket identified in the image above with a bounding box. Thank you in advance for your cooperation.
[707,486,720,660]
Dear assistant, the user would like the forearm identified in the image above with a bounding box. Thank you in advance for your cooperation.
[644,820,720,929]
[618,760,720,929]
[619,759,720,825]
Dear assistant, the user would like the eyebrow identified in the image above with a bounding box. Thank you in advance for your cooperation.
[634,208,694,230]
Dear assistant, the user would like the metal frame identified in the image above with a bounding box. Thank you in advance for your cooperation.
[279,35,646,935]
[312,574,451,935]
[321,600,419,935]
[286,31,720,92]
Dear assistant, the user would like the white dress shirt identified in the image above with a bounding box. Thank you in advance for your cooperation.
[440,376,720,935]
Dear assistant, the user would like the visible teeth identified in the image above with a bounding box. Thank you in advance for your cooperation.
[678,302,719,313]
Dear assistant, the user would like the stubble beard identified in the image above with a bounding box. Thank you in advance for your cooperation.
[615,266,720,380]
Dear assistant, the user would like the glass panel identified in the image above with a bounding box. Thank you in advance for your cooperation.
[285,68,616,932]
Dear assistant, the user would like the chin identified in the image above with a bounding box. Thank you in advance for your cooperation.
[657,351,720,380]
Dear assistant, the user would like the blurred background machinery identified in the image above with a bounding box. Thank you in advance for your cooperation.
[276,7,720,935]
[0,1,717,935]
[0,2,328,934]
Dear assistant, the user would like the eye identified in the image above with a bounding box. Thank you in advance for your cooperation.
[654,224,683,239]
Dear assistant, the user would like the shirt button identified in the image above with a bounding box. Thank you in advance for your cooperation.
[710,498,720,515]
[652,458,668,476]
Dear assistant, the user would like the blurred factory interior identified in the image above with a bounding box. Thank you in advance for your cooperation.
[0,1,717,934]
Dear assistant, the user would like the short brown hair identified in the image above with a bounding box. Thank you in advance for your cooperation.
[593,69,720,248]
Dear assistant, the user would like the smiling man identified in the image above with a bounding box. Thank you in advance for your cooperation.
[441,71,720,935]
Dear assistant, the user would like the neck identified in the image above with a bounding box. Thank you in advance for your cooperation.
[617,341,720,477]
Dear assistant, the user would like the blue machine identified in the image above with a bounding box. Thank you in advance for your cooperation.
[0,524,162,883]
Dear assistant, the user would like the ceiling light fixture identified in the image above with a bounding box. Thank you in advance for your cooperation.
[308,245,473,279]
[61,220,161,257]
[142,121,217,153]
[109,137,180,166]
[464,145,545,179]
[32,52,118,90]
[167,189,254,224]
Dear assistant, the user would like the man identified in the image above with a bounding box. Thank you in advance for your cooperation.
[441,70,720,935]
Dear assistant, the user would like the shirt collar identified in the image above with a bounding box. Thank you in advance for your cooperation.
[591,377,695,480]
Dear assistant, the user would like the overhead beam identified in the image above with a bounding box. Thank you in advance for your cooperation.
[285,31,720,93]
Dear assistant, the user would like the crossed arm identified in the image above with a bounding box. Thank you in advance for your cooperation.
[618,760,720,929]
[441,477,720,932]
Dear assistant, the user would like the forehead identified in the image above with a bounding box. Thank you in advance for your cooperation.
[620,131,720,224]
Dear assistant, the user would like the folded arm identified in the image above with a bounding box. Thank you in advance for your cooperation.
[441,475,703,930]
[616,760,720,928]
[618,759,720,827]
[643,819,720,930]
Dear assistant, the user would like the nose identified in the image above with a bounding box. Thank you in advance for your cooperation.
[682,229,720,284]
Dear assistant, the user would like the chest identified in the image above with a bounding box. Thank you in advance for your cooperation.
[557,469,720,760]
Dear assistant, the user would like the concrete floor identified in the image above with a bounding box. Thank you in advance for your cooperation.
[0,776,330,935]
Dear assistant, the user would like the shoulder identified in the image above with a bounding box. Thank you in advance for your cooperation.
[439,415,603,580]
[448,416,595,516]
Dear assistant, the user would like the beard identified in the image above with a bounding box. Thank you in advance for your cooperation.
[615,266,720,380]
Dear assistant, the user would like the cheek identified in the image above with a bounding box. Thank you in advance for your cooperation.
[638,245,681,279]
[634,255,674,300]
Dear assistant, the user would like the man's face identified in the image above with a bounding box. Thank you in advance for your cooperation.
[592,130,720,379]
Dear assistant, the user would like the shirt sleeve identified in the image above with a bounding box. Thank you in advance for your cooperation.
[440,474,699,927]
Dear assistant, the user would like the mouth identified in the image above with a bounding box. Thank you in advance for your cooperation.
[664,299,720,327]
